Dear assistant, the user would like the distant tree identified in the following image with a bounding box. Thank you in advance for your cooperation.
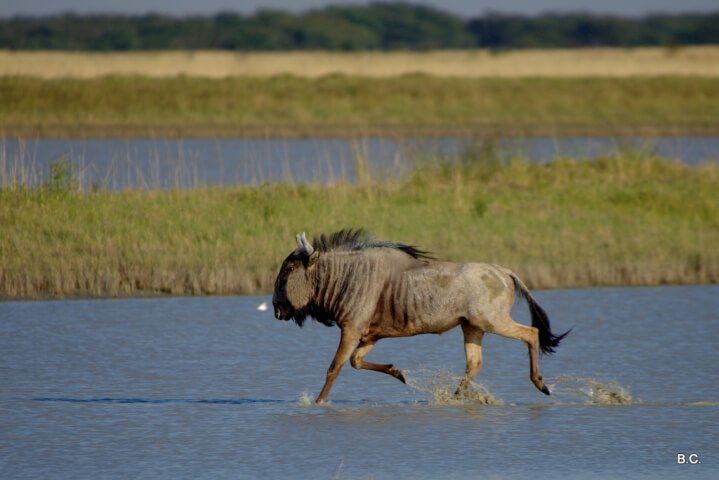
[0,4,716,51]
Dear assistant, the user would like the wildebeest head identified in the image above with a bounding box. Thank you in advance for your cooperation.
[272,232,319,326]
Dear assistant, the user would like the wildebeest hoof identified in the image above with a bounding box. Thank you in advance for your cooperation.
[540,385,551,395]
[396,371,406,384]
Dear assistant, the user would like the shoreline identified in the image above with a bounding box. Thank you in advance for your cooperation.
[3,124,719,140]
[1,279,716,303]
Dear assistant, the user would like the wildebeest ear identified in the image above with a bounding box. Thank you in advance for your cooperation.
[306,250,319,269]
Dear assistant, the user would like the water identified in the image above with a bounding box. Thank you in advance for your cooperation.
[1,285,718,479]
[2,135,718,189]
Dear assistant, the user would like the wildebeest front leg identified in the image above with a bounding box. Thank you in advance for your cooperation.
[350,340,406,384]
[316,329,360,404]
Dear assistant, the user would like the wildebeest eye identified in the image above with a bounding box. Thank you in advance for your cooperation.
[288,265,295,272]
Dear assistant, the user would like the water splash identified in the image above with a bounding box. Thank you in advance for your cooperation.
[548,376,633,405]
[584,380,633,405]
[296,391,316,407]
[404,369,503,406]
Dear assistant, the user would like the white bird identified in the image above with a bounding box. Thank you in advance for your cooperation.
[256,302,269,312]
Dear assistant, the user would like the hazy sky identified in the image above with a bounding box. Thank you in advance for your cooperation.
[1,0,717,18]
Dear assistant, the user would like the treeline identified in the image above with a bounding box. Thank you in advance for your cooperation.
[1,3,718,51]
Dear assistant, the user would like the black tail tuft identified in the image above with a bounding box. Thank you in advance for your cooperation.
[511,274,570,355]
[526,295,571,355]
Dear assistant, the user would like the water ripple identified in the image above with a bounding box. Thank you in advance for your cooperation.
[31,397,289,405]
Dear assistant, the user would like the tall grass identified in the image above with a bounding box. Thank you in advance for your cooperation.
[1,75,718,137]
[1,151,717,298]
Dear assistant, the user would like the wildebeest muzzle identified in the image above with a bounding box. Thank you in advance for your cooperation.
[272,301,291,321]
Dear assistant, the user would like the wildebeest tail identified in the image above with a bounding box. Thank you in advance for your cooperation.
[510,274,570,355]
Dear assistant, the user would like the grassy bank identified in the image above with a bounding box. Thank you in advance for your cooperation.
[1,153,717,299]
[1,75,719,137]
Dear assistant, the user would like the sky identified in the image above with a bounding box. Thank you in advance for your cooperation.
[0,0,717,18]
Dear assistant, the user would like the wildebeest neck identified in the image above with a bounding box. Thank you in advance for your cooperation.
[310,249,419,327]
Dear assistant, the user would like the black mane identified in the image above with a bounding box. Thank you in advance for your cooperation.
[312,228,433,260]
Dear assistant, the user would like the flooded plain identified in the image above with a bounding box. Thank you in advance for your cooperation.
[2,135,718,189]
[1,285,717,479]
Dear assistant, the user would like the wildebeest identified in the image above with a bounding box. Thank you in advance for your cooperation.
[272,229,569,404]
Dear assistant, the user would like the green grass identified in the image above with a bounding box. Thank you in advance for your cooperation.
[1,152,718,298]
[1,75,719,137]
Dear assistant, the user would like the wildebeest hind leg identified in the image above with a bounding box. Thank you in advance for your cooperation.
[455,323,484,396]
[350,340,406,384]
[487,316,550,395]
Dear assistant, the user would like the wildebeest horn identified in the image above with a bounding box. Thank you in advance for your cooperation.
[295,232,314,255]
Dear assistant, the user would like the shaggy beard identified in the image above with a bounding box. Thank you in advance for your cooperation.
[290,303,336,328]
[292,310,308,327]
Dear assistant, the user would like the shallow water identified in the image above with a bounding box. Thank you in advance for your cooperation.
[1,285,718,479]
[2,135,718,189]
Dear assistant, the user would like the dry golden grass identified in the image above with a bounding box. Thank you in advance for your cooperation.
[1,46,718,78]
